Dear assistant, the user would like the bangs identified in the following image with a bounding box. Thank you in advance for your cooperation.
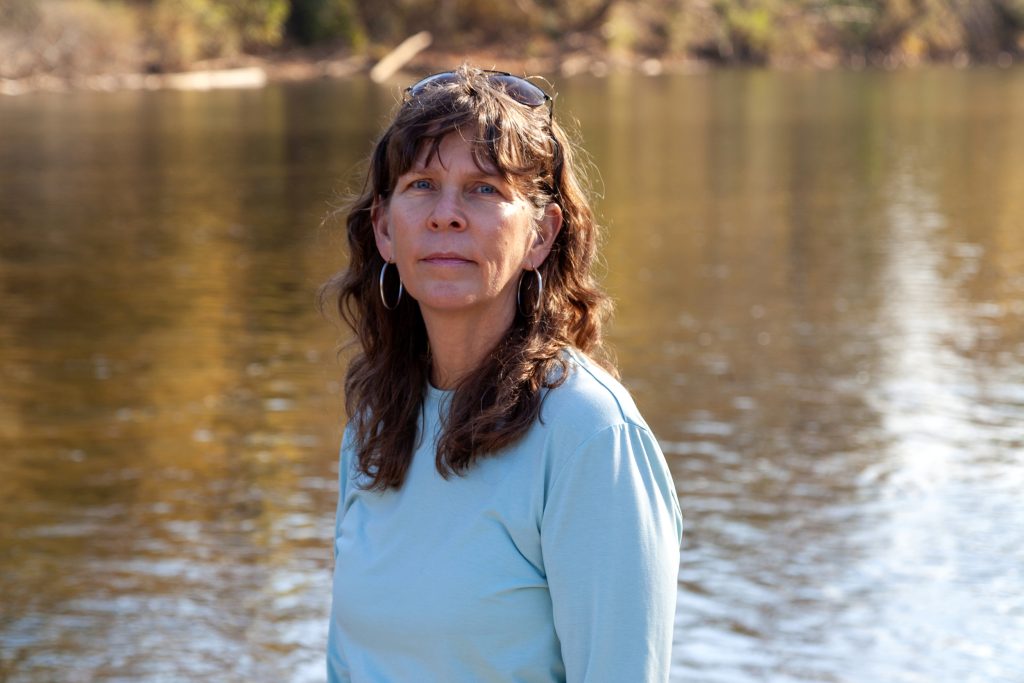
[381,87,553,201]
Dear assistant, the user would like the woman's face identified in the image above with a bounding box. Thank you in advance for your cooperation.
[373,133,560,331]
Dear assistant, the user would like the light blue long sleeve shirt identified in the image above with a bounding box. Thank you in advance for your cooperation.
[327,349,683,683]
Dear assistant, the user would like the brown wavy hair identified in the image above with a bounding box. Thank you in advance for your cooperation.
[319,65,614,490]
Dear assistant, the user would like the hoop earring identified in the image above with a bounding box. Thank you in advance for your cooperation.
[517,268,543,317]
[379,262,403,310]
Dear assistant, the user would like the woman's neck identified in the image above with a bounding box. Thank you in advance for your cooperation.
[421,304,515,390]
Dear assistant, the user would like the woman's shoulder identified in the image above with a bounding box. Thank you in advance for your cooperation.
[540,348,651,438]
[534,349,670,497]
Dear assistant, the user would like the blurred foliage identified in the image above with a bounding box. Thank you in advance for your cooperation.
[285,0,364,47]
[145,0,290,70]
[4,0,1024,78]
[0,0,138,79]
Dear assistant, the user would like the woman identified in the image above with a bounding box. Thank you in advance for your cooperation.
[322,65,682,683]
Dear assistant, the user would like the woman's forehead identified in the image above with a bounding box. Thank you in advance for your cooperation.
[406,133,502,176]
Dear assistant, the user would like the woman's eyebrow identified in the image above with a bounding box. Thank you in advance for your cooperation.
[468,168,505,181]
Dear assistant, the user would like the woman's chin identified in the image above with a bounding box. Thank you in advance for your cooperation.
[407,284,470,309]
[416,297,483,315]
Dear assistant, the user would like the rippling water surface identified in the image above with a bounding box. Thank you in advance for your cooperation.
[2,68,1023,682]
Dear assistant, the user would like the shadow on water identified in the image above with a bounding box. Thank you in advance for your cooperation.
[2,69,1023,682]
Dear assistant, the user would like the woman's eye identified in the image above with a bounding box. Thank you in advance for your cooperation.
[476,184,498,195]
[411,179,432,190]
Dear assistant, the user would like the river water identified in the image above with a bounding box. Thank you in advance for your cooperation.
[2,68,1023,682]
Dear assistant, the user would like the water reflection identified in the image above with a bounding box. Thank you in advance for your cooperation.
[561,68,1024,682]
[844,108,1024,683]
[0,84,357,681]
[2,70,1024,682]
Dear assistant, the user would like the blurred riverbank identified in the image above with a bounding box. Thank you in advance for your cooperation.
[3,0,1024,95]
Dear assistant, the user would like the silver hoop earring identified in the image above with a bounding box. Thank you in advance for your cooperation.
[517,268,543,317]
[379,262,403,310]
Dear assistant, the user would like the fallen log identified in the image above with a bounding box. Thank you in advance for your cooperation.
[370,32,433,83]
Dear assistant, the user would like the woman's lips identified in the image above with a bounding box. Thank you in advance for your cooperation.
[422,253,473,265]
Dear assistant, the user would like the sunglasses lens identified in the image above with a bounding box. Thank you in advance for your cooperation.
[407,72,460,97]
[490,75,549,107]
[407,71,550,108]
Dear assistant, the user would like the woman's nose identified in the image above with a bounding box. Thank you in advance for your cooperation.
[427,190,466,231]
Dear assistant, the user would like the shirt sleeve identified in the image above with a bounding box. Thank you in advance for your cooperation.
[541,422,683,683]
[332,427,353,564]
[327,428,353,683]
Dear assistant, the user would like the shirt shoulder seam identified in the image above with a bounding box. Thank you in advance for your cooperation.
[564,348,646,430]
[547,420,655,496]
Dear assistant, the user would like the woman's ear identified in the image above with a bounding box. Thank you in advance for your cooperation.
[371,197,393,262]
[526,203,563,269]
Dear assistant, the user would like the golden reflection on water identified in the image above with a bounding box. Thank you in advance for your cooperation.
[0,85,377,680]
[2,69,1024,682]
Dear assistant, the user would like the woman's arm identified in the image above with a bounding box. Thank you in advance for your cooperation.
[327,429,354,683]
[541,423,683,683]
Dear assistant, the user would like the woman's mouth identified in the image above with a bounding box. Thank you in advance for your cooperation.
[422,253,473,265]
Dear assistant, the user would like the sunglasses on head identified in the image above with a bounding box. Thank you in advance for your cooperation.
[404,70,554,124]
